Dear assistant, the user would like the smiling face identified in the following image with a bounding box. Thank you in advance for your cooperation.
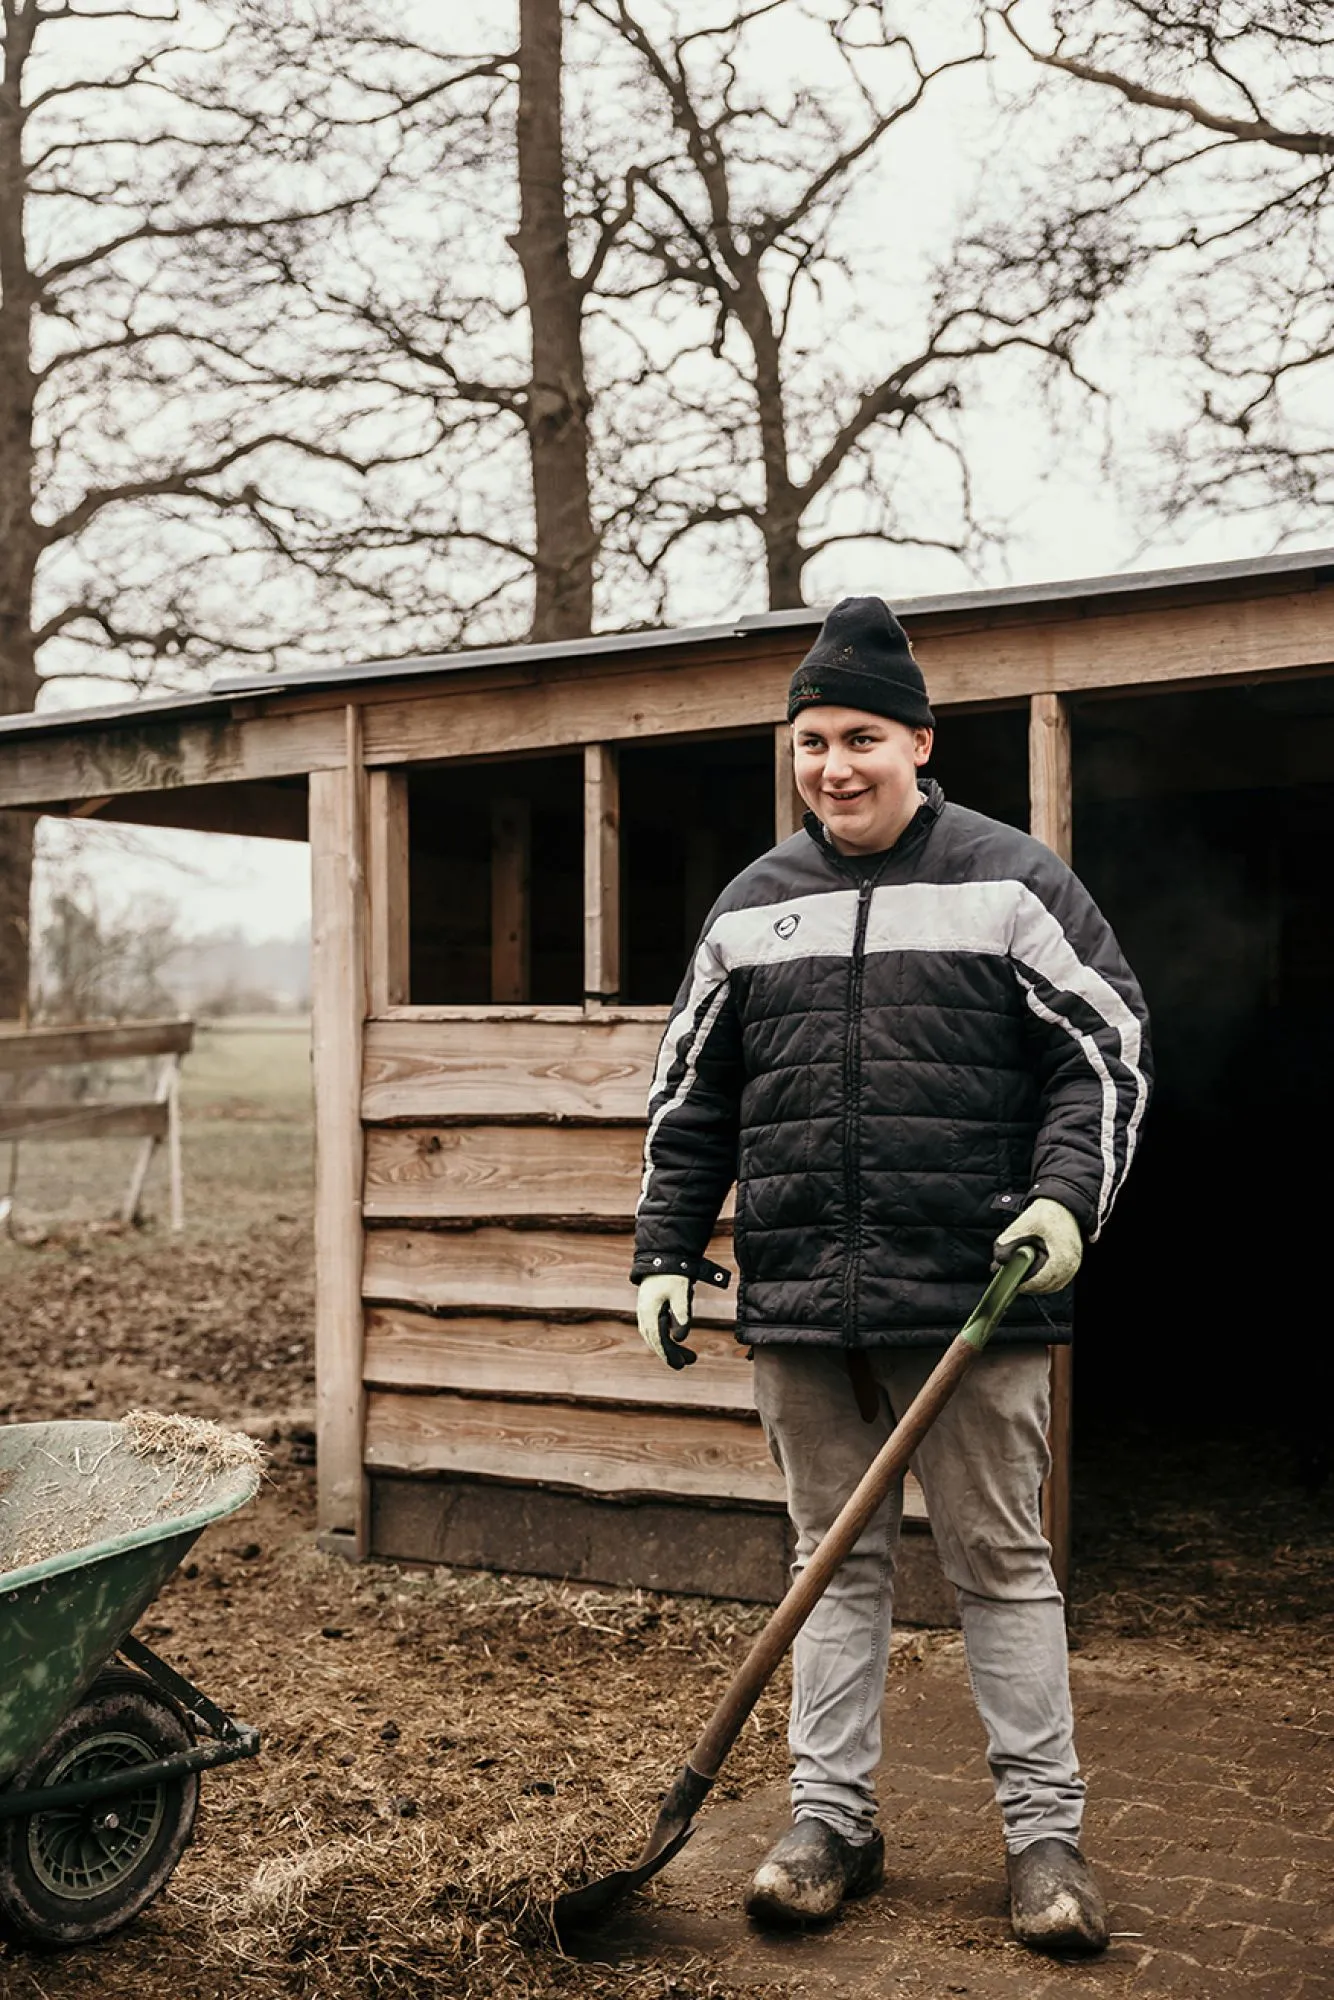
[792,706,934,855]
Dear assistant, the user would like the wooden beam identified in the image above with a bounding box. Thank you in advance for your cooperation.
[66,779,308,843]
[364,1388,785,1505]
[0,1099,169,1142]
[363,1306,753,1410]
[367,769,410,1014]
[583,743,620,1002]
[309,709,370,1555]
[1029,692,1073,866]
[362,1014,662,1123]
[0,1018,194,1071]
[362,1122,714,1222]
[361,1223,736,1322]
[489,797,530,1004]
[353,588,1334,769]
[774,722,803,840]
[0,706,344,810]
[368,1474,799,1606]
[1029,691,1074,1596]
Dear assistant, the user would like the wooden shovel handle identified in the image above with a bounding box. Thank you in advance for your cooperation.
[687,1247,1037,1783]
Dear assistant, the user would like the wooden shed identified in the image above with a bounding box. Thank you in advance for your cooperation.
[3,547,1331,1612]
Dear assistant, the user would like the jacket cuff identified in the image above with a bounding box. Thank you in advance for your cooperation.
[630,1251,732,1291]
[1025,1178,1094,1236]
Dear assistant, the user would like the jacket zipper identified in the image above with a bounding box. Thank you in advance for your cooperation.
[841,876,875,1343]
[818,792,939,1346]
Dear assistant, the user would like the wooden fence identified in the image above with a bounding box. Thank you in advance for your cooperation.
[0,1018,193,1230]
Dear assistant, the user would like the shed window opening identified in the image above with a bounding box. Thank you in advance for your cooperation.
[620,735,775,1005]
[406,757,583,1005]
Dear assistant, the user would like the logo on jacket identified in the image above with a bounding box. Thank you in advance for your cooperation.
[774,913,801,939]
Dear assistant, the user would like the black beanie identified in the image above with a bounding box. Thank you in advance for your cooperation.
[787,596,934,730]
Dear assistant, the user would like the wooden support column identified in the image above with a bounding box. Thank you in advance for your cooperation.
[490,798,531,1003]
[583,744,620,1003]
[367,768,410,1013]
[774,722,803,840]
[1029,691,1074,1596]
[310,707,369,1558]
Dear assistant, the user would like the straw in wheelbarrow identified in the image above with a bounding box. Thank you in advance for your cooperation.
[0,1408,264,1576]
[553,1244,1037,1935]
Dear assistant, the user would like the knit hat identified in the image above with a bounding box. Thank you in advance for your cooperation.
[787,596,934,730]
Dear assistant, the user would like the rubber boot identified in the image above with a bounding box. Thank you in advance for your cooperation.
[746,1817,885,1928]
[1007,1837,1109,1955]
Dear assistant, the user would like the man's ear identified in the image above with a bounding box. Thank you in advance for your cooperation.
[913,728,934,767]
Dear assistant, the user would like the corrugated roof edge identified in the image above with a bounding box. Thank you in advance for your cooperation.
[738,543,1334,631]
[2,543,1332,742]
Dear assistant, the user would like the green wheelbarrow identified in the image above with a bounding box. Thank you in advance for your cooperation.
[0,1419,262,1947]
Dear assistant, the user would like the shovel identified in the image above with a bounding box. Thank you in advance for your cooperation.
[553,1243,1038,1936]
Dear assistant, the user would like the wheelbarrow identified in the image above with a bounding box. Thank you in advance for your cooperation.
[0,1419,262,1946]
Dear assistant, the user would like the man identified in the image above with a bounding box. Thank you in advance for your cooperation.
[631,597,1150,1956]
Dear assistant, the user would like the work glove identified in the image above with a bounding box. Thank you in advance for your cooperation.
[994,1196,1083,1295]
[636,1274,697,1370]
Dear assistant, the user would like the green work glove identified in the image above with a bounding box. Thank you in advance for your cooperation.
[994,1196,1083,1295]
[636,1274,697,1370]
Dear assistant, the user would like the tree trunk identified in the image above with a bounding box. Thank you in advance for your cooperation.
[0,5,41,1019]
[513,0,595,643]
[731,263,806,610]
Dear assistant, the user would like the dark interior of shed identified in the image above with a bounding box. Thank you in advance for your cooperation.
[1068,679,1333,1493]
[406,756,584,1005]
[619,734,774,1002]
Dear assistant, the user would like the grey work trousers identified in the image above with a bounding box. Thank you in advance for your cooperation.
[752,1343,1083,1853]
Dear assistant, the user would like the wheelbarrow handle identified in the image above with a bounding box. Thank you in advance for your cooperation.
[688,1242,1038,1786]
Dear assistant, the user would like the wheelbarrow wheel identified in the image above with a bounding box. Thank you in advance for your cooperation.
[0,1666,199,1947]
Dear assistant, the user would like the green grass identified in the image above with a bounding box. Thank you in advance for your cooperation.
[181,1017,312,1117]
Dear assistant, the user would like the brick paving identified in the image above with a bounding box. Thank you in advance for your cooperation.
[571,1637,1333,1998]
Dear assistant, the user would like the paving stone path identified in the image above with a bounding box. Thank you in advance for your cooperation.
[571,1638,1332,1998]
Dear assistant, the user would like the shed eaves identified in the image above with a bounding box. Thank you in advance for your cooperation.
[1,543,1331,744]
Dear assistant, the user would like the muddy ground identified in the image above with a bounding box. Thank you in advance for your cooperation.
[0,1028,1330,1999]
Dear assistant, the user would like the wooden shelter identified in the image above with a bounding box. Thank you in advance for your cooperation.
[3,547,1332,1611]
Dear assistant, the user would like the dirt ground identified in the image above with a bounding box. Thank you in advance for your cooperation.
[0,1028,1330,2000]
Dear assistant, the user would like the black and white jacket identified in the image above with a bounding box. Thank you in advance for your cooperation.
[632,781,1151,1347]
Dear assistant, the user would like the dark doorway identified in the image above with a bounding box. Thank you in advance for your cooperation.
[1069,680,1334,1492]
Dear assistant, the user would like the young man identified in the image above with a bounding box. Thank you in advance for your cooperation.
[631,596,1150,1955]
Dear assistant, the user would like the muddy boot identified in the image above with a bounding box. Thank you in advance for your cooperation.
[746,1818,884,1928]
[1007,1837,1109,1955]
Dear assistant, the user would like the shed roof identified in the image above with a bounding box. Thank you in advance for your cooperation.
[2,542,1332,746]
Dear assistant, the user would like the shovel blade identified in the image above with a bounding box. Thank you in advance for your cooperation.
[552,1761,713,1936]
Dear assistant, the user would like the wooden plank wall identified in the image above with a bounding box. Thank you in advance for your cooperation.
[358,1011,927,1528]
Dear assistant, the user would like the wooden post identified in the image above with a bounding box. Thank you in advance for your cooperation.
[774,722,803,840]
[583,744,620,1003]
[1029,691,1074,1596]
[367,768,410,1013]
[309,706,369,1558]
[166,1059,184,1233]
[120,1054,175,1227]
[491,797,531,1004]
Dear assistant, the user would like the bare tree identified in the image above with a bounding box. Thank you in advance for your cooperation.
[995,1,1334,528]
[0,0,419,1015]
[245,0,658,648]
[589,0,1114,608]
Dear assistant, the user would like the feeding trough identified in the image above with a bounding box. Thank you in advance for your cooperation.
[0,1415,262,1946]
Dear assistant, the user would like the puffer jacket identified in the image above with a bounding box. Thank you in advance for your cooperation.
[631,781,1151,1346]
